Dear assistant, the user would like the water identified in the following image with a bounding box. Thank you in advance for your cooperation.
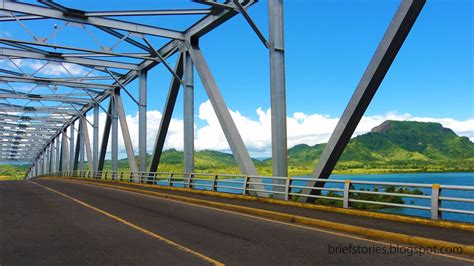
[327,172,474,223]
[155,172,474,223]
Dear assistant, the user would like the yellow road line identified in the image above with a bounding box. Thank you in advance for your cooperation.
[50,178,474,263]
[29,181,224,266]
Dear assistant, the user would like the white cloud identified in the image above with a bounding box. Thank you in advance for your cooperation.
[85,100,474,158]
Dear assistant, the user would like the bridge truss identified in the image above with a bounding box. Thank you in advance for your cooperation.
[0,0,425,201]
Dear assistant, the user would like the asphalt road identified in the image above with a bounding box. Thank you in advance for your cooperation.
[0,179,471,265]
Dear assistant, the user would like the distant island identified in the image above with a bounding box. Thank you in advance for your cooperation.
[2,120,474,180]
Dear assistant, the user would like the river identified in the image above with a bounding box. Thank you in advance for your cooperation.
[159,172,474,223]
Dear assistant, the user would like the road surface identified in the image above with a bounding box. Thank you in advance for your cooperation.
[1,179,471,265]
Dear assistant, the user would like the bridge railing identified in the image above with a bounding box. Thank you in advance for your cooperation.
[37,171,474,221]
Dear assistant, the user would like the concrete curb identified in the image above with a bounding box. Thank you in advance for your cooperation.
[47,177,474,257]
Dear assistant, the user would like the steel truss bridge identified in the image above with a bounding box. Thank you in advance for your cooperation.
[1,0,426,201]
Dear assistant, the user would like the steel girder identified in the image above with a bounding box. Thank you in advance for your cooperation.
[0,0,270,179]
[0,1,254,170]
[301,0,426,201]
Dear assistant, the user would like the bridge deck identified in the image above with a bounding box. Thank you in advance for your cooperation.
[87,178,472,245]
[1,179,471,265]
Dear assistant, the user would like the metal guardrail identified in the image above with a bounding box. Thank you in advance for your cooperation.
[35,171,474,221]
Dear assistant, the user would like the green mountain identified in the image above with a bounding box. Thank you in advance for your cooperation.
[279,120,474,174]
[125,120,474,174]
[0,164,29,180]
[2,120,473,180]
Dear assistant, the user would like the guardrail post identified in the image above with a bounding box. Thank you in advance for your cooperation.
[168,173,173,187]
[431,184,441,220]
[343,180,351,209]
[242,176,249,195]
[212,175,218,191]
[284,177,291,201]
[187,174,193,188]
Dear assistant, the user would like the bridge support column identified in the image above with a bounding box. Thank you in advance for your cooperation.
[301,0,426,202]
[79,120,85,172]
[81,116,94,172]
[49,142,54,173]
[149,53,184,172]
[139,70,147,172]
[93,104,99,171]
[115,90,139,179]
[51,138,56,173]
[45,147,50,174]
[184,51,194,174]
[73,122,80,171]
[58,134,63,172]
[98,100,112,172]
[189,45,267,196]
[69,123,75,172]
[111,94,118,175]
[38,156,42,176]
[269,0,288,199]
[43,150,48,174]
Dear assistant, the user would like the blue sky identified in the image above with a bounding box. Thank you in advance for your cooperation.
[106,0,474,123]
[1,0,473,157]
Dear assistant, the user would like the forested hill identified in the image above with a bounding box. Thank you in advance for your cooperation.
[2,120,473,179]
[280,120,474,174]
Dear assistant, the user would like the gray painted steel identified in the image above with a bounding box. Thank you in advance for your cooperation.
[114,91,139,175]
[139,71,147,172]
[189,46,258,177]
[98,101,112,171]
[81,117,94,172]
[149,54,184,172]
[2,0,425,200]
[301,0,426,202]
[93,105,99,171]
[69,124,75,171]
[111,96,118,173]
[184,51,194,173]
[268,0,288,198]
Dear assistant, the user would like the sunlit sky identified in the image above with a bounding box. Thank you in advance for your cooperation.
[1,0,472,157]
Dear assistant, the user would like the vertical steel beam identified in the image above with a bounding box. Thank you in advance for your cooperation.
[43,149,48,174]
[139,70,147,172]
[55,136,61,172]
[61,131,69,172]
[73,123,80,171]
[82,116,94,171]
[58,133,63,172]
[268,0,288,198]
[149,53,184,172]
[38,156,42,175]
[45,146,50,174]
[51,138,56,173]
[302,0,426,202]
[93,104,99,171]
[114,90,139,176]
[53,138,59,172]
[189,46,259,177]
[184,51,194,173]
[49,142,54,173]
[79,120,85,172]
[111,95,118,173]
[69,123,75,171]
[98,100,112,171]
